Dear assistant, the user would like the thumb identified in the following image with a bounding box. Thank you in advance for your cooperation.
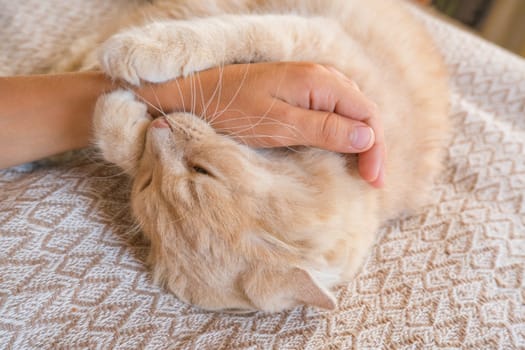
[288,107,375,153]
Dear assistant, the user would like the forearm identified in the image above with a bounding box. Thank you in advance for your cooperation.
[0,71,185,169]
[0,72,113,168]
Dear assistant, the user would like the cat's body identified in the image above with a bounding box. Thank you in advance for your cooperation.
[85,0,449,312]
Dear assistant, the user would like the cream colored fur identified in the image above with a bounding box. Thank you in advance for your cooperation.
[89,0,449,312]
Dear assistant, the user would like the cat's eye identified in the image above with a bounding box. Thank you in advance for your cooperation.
[192,165,212,176]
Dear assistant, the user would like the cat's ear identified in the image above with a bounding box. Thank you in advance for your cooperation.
[241,266,336,312]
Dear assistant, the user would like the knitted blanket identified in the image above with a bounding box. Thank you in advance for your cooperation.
[1,2,524,349]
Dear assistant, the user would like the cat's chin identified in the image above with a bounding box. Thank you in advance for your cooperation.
[145,127,174,160]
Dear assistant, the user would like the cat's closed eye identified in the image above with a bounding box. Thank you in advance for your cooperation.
[191,164,212,177]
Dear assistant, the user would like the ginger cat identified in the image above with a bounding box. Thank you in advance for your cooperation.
[89,0,449,312]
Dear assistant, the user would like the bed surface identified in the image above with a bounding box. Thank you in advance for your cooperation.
[1,4,524,349]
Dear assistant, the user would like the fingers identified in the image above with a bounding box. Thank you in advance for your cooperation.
[226,99,373,151]
[283,105,375,153]
[320,66,386,187]
[276,63,385,186]
[313,66,384,154]
[230,102,385,186]
[358,142,386,188]
[282,65,385,186]
[279,63,377,122]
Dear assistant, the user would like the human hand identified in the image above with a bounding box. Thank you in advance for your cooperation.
[136,62,385,187]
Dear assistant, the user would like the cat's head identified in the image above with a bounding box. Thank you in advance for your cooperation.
[130,113,338,313]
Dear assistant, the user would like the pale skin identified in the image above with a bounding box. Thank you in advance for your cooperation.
[0,62,385,186]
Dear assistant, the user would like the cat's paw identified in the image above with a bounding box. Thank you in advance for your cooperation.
[99,23,212,85]
[93,90,151,134]
[93,90,152,172]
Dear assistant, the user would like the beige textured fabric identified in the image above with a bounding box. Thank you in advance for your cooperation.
[1,3,525,349]
[0,0,140,75]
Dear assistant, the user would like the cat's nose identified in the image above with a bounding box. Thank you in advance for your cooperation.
[151,117,170,129]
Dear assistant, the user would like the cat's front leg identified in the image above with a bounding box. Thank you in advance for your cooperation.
[93,90,151,175]
[99,15,346,85]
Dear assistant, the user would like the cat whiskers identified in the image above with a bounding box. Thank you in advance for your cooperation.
[203,64,312,149]
[202,63,226,121]
[232,135,307,153]
[191,67,208,121]
[219,59,290,128]
[212,112,312,152]
[126,219,145,238]
[130,88,168,118]
[190,63,228,128]
[85,146,139,178]
[150,82,167,117]
[189,68,197,119]
[206,37,230,123]
[206,63,251,126]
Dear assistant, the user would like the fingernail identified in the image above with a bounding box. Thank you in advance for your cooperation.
[350,127,374,150]
[373,163,385,186]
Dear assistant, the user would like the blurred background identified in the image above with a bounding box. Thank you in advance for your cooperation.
[420,0,525,57]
